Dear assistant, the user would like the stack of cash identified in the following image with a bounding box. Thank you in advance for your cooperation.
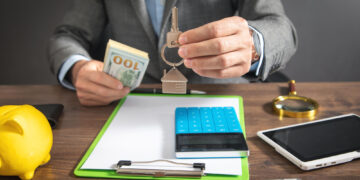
[103,39,149,90]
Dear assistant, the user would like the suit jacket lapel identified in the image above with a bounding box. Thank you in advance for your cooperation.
[130,0,157,47]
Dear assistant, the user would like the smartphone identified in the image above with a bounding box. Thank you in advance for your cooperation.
[257,114,360,170]
[33,104,64,129]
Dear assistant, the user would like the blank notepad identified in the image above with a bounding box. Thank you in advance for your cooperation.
[81,95,244,175]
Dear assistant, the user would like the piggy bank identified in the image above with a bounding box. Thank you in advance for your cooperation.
[0,105,53,180]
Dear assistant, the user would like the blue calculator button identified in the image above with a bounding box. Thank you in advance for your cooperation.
[229,127,241,133]
[229,123,240,128]
[175,106,242,134]
[190,124,200,128]
[176,108,187,113]
[229,124,242,133]
[189,117,197,122]
[189,112,197,117]
[228,119,238,125]
[201,114,211,119]
[176,119,186,123]
[176,118,187,124]
[190,128,201,133]
[224,107,234,112]
[176,128,188,134]
[176,115,187,120]
[201,109,210,113]
[203,127,215,133]
[188,107,199,113]
[176,108,187,111]
[216,127,227,132]
[201,110,211,113]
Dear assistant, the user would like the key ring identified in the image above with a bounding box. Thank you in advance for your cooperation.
[161,44,184,67]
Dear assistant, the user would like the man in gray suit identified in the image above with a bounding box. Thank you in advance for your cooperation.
[48,0,297,106]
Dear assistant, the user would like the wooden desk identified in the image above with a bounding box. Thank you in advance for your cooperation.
[1,82,360,180]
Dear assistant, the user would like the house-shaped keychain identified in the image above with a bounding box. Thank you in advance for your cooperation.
[161,68,188,94]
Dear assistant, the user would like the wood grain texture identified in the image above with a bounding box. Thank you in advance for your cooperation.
[0,82,359,180]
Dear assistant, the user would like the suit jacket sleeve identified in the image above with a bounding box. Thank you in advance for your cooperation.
[240,0,298,81]
[47,0,106,76]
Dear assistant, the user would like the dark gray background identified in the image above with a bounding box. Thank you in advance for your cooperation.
[0,0,359,85]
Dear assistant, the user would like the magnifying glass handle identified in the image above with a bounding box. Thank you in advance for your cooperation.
[289,80,297,96]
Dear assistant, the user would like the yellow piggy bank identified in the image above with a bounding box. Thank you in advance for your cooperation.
[0,105,53,180]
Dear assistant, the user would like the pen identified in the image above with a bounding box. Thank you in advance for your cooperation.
[132,88,206,95]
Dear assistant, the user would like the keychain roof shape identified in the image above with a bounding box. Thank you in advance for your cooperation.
[161,68,188,94]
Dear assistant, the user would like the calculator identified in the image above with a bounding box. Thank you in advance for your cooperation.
[175,107,249,159]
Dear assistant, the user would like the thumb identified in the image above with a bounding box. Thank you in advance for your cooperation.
[89,60,104,71]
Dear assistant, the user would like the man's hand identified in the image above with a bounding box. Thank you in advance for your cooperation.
[71,60,130,106]
[178,16,255,79]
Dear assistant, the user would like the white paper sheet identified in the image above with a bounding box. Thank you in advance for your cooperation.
[81,95,243,175]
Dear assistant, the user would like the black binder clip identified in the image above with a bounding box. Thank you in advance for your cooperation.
[116,159,205,178]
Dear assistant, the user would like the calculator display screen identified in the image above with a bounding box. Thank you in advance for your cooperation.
[176,133,248,152]
[263,115,360,162]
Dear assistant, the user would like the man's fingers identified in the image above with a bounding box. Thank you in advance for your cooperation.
[179,16,247,44]
[77,90,116,102]
[184,50,249,70]
[177,16,253,79]
[77,86,130,106]
[76,80,130,99]
[179,35,249,58]
[87,71,124,90]
[192,63,251,79]
[73,60,131,106]
[78,98,109,106]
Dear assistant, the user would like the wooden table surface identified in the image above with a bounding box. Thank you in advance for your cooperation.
[1,82,360,180]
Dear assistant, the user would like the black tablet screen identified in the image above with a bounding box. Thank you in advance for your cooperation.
[264,115,360,162]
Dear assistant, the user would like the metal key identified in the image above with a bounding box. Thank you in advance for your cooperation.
[166,7,182,48]
[161,6,188,94]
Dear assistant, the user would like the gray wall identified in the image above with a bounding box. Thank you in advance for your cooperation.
[0,0,72,85]
[0,0,359,85]
[282,0,360,82]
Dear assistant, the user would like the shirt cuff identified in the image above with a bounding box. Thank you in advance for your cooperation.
[248,26,265,76]
[58,55,90,90]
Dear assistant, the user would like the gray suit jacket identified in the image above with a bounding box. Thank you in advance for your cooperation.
[48,0,297,84]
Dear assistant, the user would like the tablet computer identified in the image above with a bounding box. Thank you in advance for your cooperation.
[257,114,360,170]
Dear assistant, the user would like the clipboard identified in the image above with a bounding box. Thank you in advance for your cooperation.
[74,94,249,180]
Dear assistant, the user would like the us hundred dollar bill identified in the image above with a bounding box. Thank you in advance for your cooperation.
[103,39,149,90]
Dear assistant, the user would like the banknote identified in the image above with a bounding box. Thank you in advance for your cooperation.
[103,39,149,90]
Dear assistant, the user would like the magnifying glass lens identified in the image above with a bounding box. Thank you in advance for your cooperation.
[275,99,315,112]
[272,80,319,118]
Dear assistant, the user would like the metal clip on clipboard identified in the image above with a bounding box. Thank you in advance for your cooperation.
[116,160,205,178]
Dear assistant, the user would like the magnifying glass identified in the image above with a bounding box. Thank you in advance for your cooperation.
[272,80,319,118]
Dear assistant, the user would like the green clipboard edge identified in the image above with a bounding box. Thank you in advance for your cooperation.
[74,93,249,180]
